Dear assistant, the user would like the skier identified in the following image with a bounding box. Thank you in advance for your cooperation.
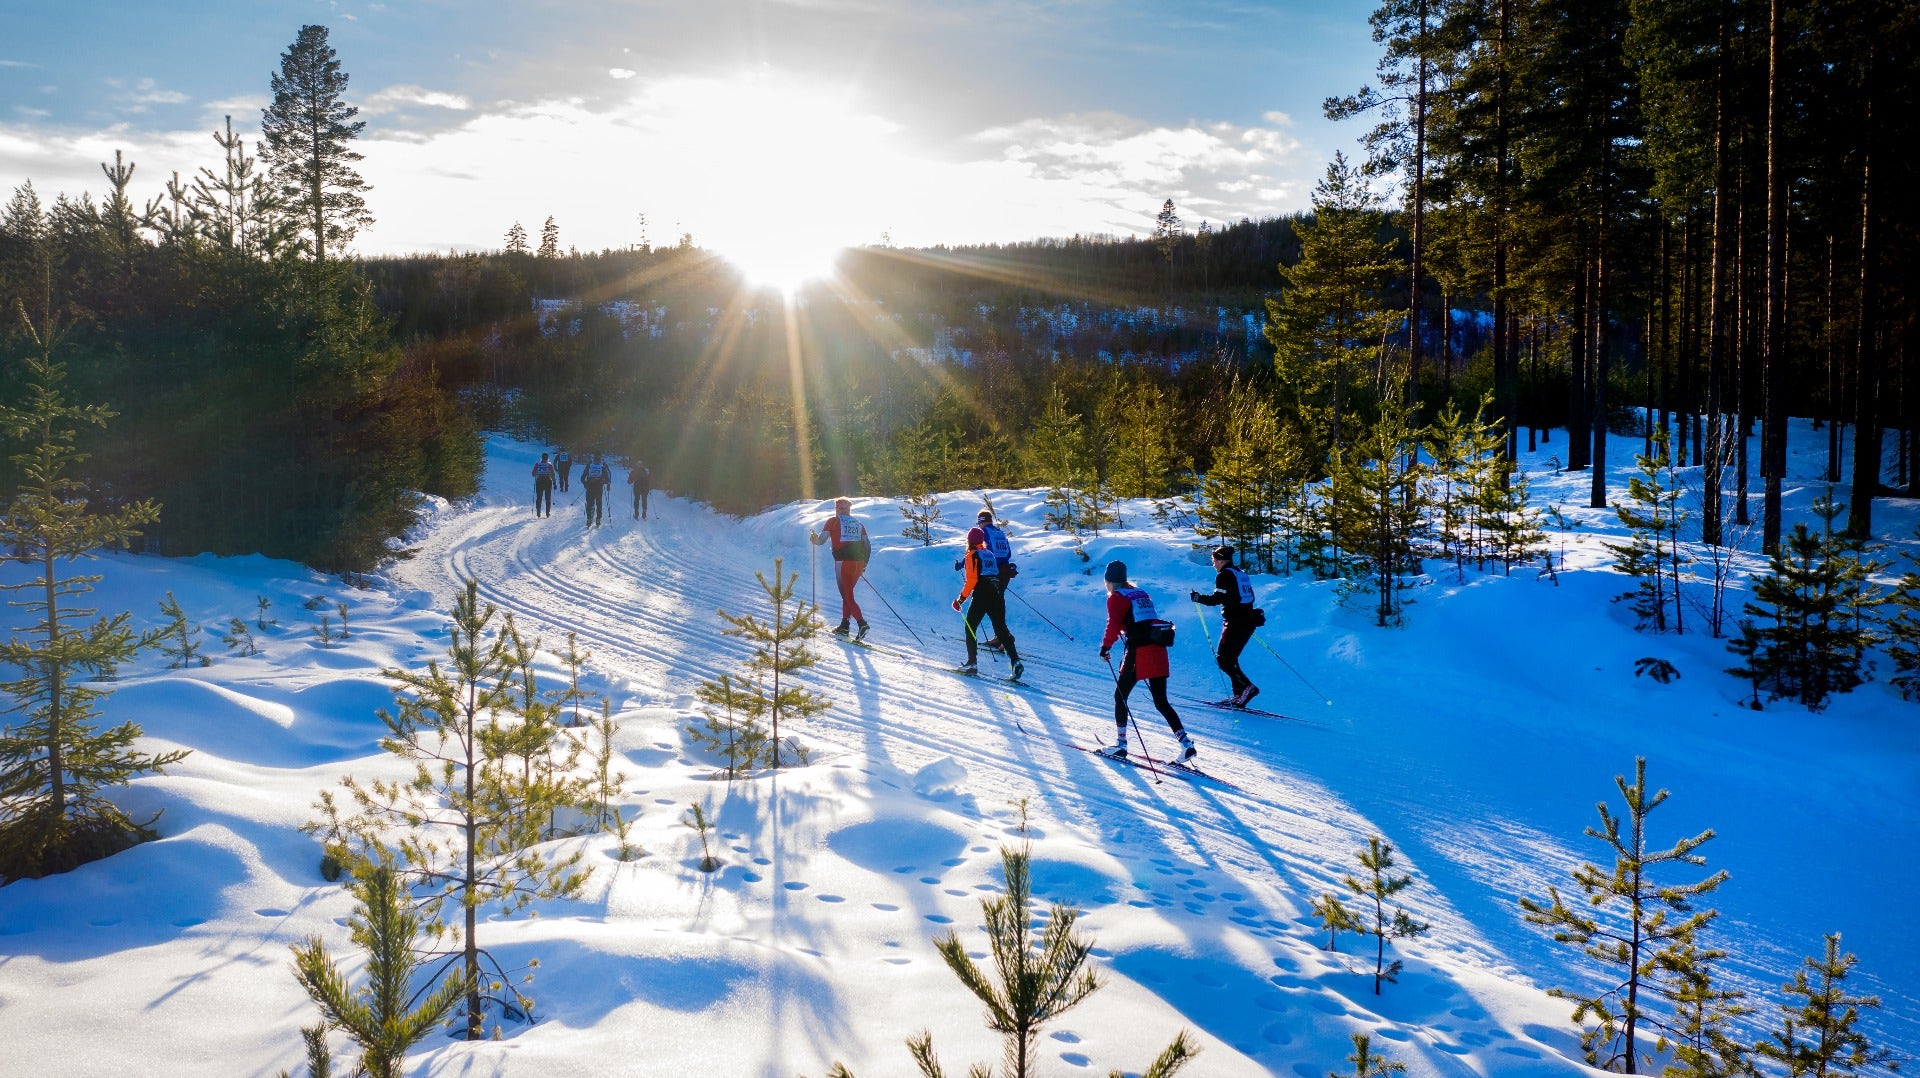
[809,496,870,638]
[1098,561,1196,762]
[580,453,612,526]
[627,460,652,520]
[1191,544,1263,706]
[555,448,573,492]
[531,453,556,517]
[969,508,1018,651]
[951,530,1024,680]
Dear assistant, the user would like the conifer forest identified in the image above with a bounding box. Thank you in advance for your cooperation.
[0,5,1916,1077]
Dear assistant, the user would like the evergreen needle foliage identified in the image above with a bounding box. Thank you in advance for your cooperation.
[1330,1033,1407,1077]
[223,616,260,657]
[689,671,772,777]
[900,489,943,546]
[713,557,828,769]
[1726,521,1884,711]
[1606,431,1691,634]
[0,299,183,881]
[1313,890,1364,952]
[1522,758,1729,1073]
[1326,394,1429,625]
[1339,836,1429,994]
[290,861,470,1078]
[157,591,209,668]
[308,578,590,1041]
[1755,933,1899,1077]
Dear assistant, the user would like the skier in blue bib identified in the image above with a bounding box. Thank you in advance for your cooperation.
[580,453,612,526]
[531,453,555,517]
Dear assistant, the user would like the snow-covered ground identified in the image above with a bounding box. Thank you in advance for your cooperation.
[1,421,1914,1077]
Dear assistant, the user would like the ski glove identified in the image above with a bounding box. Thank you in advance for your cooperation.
[951,598,963,612]
[1189,590,1201,602]
[1098,648,1111,661]
[809,531,823,545]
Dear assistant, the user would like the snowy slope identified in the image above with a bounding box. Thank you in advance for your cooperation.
[0,422,1913,1077]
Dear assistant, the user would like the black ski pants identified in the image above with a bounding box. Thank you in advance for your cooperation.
[534,479,553,516]
[558,461,572,491]
[632,487,649,519]
[1115,646,1182,735]
[964,579,1017,665]
[1217,620,1255,694]
[584,484,606,524]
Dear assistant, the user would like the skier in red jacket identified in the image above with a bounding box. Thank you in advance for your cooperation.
[809,497,870,638]
[1098,560,1195,761]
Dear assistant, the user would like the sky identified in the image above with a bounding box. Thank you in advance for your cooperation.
[0,0,1382,259]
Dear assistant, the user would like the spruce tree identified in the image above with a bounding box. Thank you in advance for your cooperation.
[260,24,372,263]
[1754,934,1898,1077]
[899,490,942,546]
[1106,378,1185,501]
[189,114,290,257]
[290,860,471,1078]
[1659,943,1750,1078]
[1521,758,1729,1074]
[0,301,182,881]
[714,557,829,769]
[309,579,590,1041]
[1726,524,1883,711]
[1606,430,1691,634]
[1338,836,1429,994]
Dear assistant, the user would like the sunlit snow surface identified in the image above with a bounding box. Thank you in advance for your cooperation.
[1,420,1914,1076]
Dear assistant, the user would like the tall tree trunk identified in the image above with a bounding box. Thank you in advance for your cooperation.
[1407,0,1430,398]
[1570,240,1591,471]
[1826,234,1840,481]
[1591,234,1610,509]
[1495,0,1515,460]
[1761,0,1786,550]
[1704,0,1733,546]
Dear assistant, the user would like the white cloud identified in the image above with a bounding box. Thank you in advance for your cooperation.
[14,106,49,120]
[0,60,38,69]
[609,68,636,80]
[360,85,471,114]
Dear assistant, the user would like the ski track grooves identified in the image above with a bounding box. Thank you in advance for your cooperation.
[399,496,1371,919]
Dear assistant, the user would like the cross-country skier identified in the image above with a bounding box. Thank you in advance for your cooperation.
[809,497,870,638]
[952,530,1024,680]
[531,453,556,517]
[555,448,573,492]
[1098,561,1196,761]
[968,508,1018,651]
[627,460,652,520]
[580,453,612,526]
[1191,544,1262,706]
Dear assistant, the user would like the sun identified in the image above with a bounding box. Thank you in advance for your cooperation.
[670,75,896,294]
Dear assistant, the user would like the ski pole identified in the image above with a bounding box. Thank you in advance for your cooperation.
[859,574,924,648]
[1252,633,1333,706]
[810,534,818,611]
[1190,597,1232,698]
[1105,653,1163,784]
[1006,586,1075,641]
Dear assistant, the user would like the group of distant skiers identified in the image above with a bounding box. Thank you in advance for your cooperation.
[809,498,1269,765]
[530,449,651,526]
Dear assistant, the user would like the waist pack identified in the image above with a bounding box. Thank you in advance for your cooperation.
[1251,608,1266,627]
[1130,619,1177,647]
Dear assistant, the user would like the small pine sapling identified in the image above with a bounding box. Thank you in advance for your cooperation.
[223,616,259,657]
[1521,757,1728,1073]
[1312,890,1364,952]
[257,594,277,630]
[313,612,337,648]
[1658,943,1750,1078]
[552,631,592,727]
[275,1024,333,1078]
[899,490,942,546]
[1887,529,1920,700]
[1726,521,1885,711]
[1754,933,1899,1078]
[334,599,350,640]
[303,594,330,611]
[1329,1033,1406,1077]
[1337,836,1429,994]
[1605,431,1691,634]
[579,700,628,834]
[685,802,721,872]
[714,557,829,769]
[289,861,470,1078]
[157,591,209,667]
[690,671,771,777]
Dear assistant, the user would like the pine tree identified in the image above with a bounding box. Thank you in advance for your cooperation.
[714,557,829,769]
[1196,381,1305,574]
[1521,758,1729,1074]
[1885,531,1920,701]
[538,216,560,259]
[290,860,471,1078]
[223,616,259,657]
[899,490,942,546]
[1338,836,1430,994]
[1023,386,1089,533]
[1325,395,1427,625]
[1313,890,1365,952]
[1658,943,1750,1078]
[1106,378,1186,501]
[1330,1033,1407,1078]
[689,671,772,777]
[1726,524,1884,711]
[1754,933,1898,1077]
[260,24,372,263]
[1154,198,1182,301]
[189,115,290,256]
[308,579,590,1040]
[1606,430,1691,634]
[1265,152,1402,455]
[157,591,209,668]
[1479,457,1547,575]
[829,839,1197,1078]
[504,221,530,255]
[0,300,182,881]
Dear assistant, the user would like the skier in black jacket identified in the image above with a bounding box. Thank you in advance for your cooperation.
[580,453,612,526]
[1191,545,1262,706]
